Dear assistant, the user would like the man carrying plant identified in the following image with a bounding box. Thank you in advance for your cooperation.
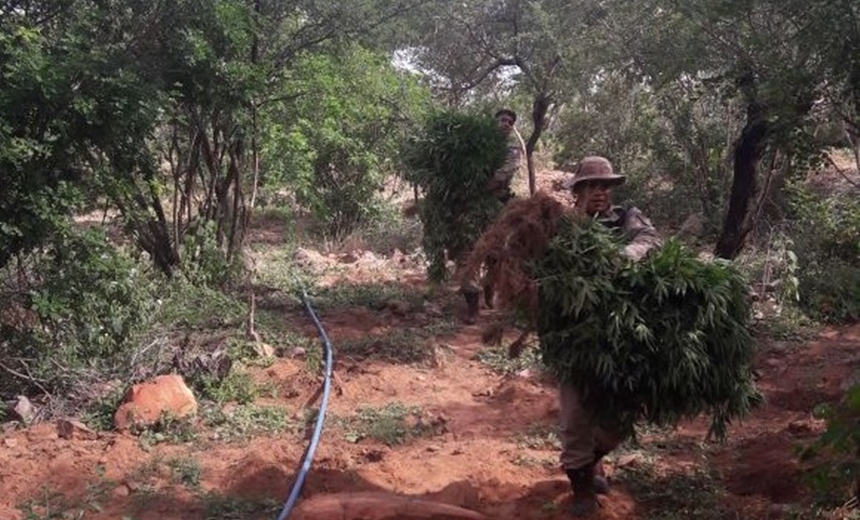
[460,108,525,324]
[557,155,661,516]
[486,108,525,203]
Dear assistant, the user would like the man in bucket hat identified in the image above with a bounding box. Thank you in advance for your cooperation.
[558,155,661,516]
[562,156,660,261]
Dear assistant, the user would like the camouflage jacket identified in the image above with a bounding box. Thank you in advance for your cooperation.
[594,205,662,262]
[489,133,524,200]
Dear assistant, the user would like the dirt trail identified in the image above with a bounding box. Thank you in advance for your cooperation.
[2,204,859,519]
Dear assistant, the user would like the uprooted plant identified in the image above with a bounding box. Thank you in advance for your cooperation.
[468,195,762,439]
[402,109,508,283]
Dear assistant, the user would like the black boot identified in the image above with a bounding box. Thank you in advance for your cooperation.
[593,450,609,495]
[463,291,480,324]
[483,284,495,309]
[566,465,598,517]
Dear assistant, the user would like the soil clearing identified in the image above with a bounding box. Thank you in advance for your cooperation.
[2,189,858,520]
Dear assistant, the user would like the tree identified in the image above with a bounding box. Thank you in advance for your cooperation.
[1,0,427,275]
[403,0,614,195]
[0,0,168,269]
[259,44,431,237]
[620,0,826,258]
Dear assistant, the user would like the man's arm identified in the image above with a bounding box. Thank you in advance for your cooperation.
[488,140,523,191]
[621,207,662,262]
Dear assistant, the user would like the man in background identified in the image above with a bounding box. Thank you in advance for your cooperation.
[459,108,525,324]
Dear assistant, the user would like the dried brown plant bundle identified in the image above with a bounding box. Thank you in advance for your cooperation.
[465,191,569,324]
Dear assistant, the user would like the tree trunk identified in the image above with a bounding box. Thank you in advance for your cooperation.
[525,92,551,196]
[714,103,770,259]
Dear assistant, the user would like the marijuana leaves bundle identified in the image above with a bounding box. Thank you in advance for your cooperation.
[536,217,761,440]
[403,110,508,282]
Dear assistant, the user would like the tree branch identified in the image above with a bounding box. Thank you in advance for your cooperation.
[444,57,518,92]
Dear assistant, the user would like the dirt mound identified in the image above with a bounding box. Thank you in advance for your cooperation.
[291,491,487,520]
[717,432,809,503]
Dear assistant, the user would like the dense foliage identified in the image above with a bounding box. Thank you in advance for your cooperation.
[535,218,761,439]
[260,45,431,237]
[403,110,508,282]
[804,383,860,507]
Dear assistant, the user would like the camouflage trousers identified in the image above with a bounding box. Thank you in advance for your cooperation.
[558,381,631,470]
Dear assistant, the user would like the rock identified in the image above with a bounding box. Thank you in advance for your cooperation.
[4,438,18,448]
[25,423,58,441]
[12,396,36,424]
[515,369,534,379]
[387,300,411,316]
[765,358,784,368]
[616,453,644,468]
[676,213,704,239]
[57,419,99,441]
[294,247,327,267]
[787,420,816,437]
[289,347,307,359]
[339,252,360,264]
[252,342,276,358]
[291,492,487,520]
[425,304,444,318]
[294,248,314,262]
[112,485,131,498]
[113,375,198,431]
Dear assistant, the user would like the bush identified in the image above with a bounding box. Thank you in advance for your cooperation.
[0,228,158,399]
[259,45,431,239]
[785,181,860,323]
[803,383,860,507]
[180,220,245,288]
[799,261,860,323]
[0,224,252,407]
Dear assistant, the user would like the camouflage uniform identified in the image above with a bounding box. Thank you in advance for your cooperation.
[488,132,525,203]
[557,156,662,517]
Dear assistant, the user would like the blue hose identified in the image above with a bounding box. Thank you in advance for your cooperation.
[275,287,334,520]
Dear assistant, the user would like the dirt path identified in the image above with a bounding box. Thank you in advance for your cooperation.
[1,289,858,520]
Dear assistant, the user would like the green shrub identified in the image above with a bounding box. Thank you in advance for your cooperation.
[786,181,860,323]
[260,45,431,239]
[29,228,157,356]
[799,261,860,323]
[803,383,860,507]
[0,227,158,398]
[180,220,245,288]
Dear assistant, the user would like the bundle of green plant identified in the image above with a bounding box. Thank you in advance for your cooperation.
[402,110,508,282]
[534,217,761,439]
